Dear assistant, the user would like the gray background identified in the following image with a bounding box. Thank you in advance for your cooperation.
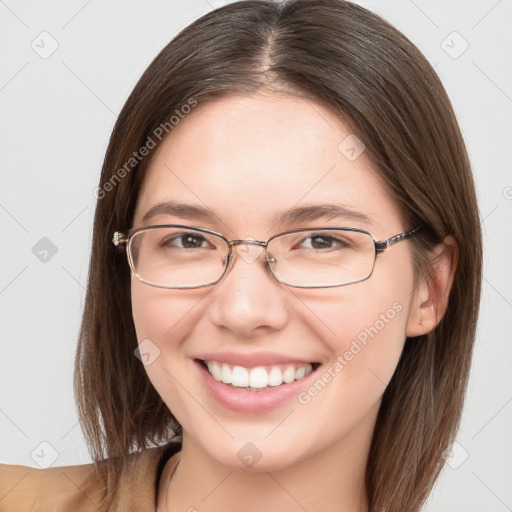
[1,1,511,510]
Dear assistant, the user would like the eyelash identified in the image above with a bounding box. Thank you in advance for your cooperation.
[295,233,351,250]
[160,232,352,252]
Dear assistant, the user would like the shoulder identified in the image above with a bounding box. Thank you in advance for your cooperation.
[0,460,102,512]
[0,443,180,512]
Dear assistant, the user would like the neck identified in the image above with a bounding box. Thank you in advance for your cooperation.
[163,415,375,512]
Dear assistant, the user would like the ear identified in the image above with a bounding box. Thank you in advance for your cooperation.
[406,236,459,337]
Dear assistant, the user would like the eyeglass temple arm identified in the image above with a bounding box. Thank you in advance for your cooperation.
[112,231,129,247]
[374,227,422,254]
[111,227,422,253]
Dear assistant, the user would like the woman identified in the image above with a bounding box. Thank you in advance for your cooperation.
[0,1,481,511]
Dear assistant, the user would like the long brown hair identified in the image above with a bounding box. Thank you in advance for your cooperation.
[74,1,482,510]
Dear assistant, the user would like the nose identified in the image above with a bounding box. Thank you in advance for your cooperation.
[207,242,290,338]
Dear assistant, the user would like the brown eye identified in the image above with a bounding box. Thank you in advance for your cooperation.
[299,234,351,250]
[162,233,208,249]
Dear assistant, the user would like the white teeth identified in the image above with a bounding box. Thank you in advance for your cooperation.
[249,367,268,389]
[231,366,249,387]
[204,360,314,389]
[268,366,283,386]
[282,365,296,384]
[207,361,222,381]
[295,366,306,380]
[221,363,232,384]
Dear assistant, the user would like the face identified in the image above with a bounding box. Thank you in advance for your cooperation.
[130,93,419,471]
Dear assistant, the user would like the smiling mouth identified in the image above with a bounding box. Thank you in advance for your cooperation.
[197,359,320,391]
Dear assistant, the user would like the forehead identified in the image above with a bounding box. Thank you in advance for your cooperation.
[133,93,404,236]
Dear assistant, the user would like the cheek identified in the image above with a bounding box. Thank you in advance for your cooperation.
[130,280,219,431]
[339,297,407,381]
[293,288,410,440]
[130,279,206,387]
[131,279,206,341]
[312,288,408,377]
[301,248,415,393]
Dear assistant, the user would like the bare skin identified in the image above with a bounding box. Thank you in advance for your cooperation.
[129,93,456,512]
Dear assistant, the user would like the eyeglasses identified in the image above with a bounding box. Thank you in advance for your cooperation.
[112,225,421,289]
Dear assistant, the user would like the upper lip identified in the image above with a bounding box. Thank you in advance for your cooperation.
[195,351,318,368]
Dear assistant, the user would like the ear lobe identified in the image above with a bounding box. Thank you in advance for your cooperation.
[406,236,458,337]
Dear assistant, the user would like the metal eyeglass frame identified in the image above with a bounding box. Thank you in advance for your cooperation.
[112,225,422,289]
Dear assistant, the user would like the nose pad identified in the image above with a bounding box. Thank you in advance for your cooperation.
[234,237,265,264]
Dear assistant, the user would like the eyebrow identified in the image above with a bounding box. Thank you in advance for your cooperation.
[141,200,373,227]
[142,200,214,224]
[272,203,373,227]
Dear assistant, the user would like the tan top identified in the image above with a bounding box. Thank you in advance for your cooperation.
[0,442,181,512]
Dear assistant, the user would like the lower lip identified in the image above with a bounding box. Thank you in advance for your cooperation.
[194,359,319,413]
